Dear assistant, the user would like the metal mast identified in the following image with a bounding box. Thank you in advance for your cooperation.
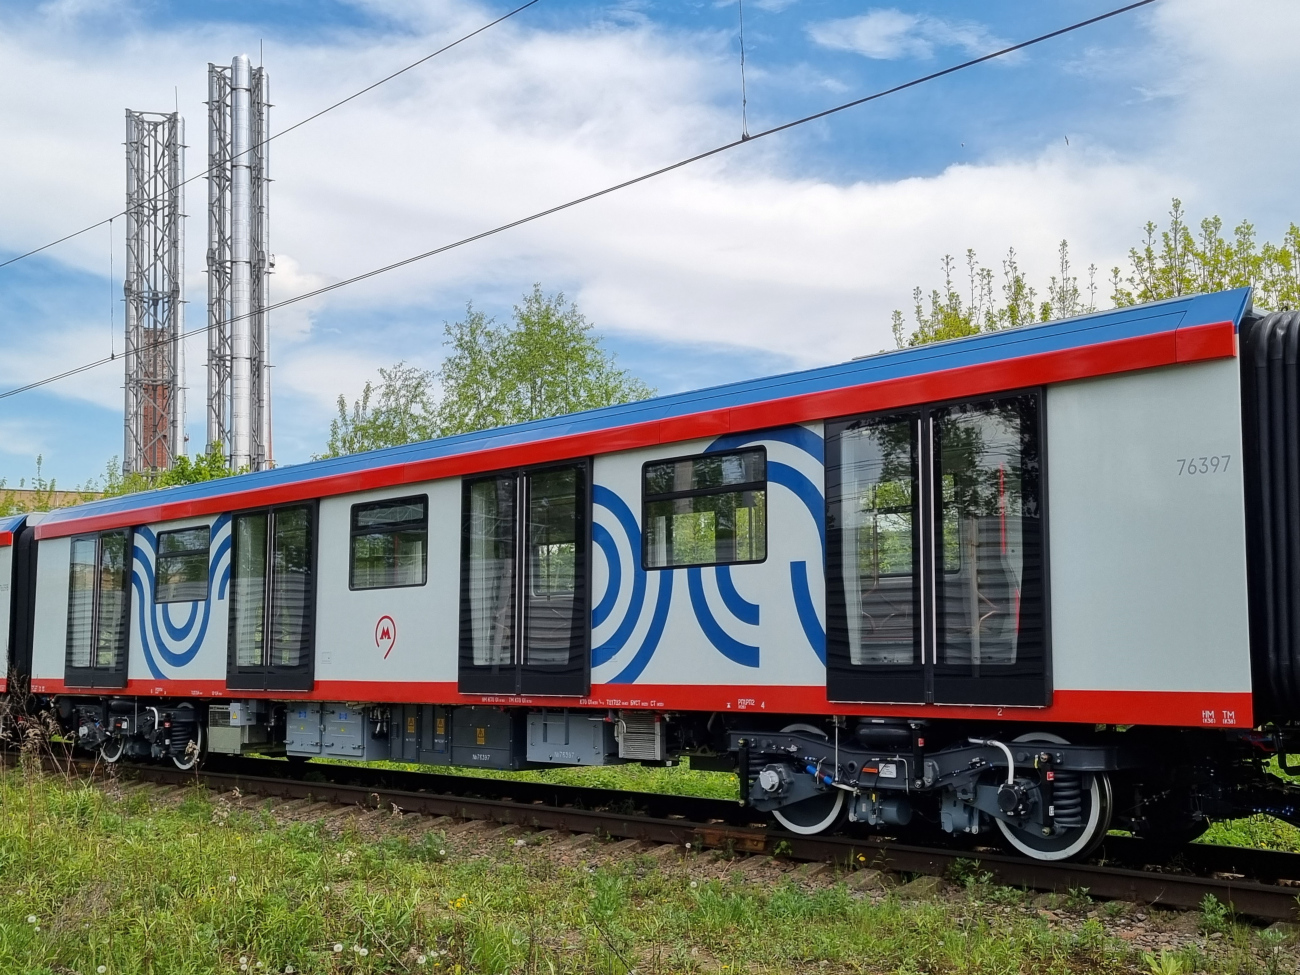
[206,55,273,471]
[123,109,185,474]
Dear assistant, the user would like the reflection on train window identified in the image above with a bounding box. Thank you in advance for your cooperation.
[65,530,131,684]
[230,505,315,677]
[642,448,767,569]
[156,526,211,602]
[530,470,576,596]
[835,417,919,667]
[467,476,516,667]
[934,395,1040,669]
[350,496,427,590]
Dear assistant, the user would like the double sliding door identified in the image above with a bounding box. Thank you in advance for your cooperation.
[458,463,590,696]
[826,392,1048,706]
[227,504,317,691]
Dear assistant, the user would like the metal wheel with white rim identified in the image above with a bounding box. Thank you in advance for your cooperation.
[99,736,125,764]
[771,723,847,836]
[995,732,1112,862]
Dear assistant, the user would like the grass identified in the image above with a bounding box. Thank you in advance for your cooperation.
[7,760,1293,975]
[299,756,741,802]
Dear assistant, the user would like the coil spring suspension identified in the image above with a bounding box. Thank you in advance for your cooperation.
[1052,770,1084,827]
[168,723,197,756]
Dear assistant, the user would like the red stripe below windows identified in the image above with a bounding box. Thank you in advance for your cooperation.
[33,320,1237,540]
[26,678,1253,729]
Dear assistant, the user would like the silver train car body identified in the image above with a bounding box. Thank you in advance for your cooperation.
[5,286,1300,860]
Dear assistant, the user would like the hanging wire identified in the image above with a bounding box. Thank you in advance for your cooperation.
[108,217,115,360]
[738,0,750,140]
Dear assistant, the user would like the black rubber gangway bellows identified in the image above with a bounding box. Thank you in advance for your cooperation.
[1241,310,1300,721]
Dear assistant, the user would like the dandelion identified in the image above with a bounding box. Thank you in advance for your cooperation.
[34,926,40,932]
[240,966,248,972]
[417,956,428,966]
[240,958,248,965]
[26,915,35,924]
[333,944,343,953]
[97,968,107,974]
[690,881,698,888]
[439,850,446,856]
[684,842,691,850]
[359,947,370,957]
[323,885,331,892]
[285,967,295,974]
[229,875,237,883]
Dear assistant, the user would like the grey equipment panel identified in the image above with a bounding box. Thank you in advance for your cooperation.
[526,710,620,765]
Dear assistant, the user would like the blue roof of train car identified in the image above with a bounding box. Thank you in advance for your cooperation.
[38,287,1252,529]
[0,515,26,535]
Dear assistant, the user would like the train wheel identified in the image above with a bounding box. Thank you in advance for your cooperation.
[172,724,204,771]
[99,736,125,764]
[771,723,846,836]
[995,732,1112,861]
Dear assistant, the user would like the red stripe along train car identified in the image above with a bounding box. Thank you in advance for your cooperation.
[5,286,1300,861]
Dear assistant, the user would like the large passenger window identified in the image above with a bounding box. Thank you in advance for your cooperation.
[350,496,427,590]
[156,526,210,602]
[934,395,1042,670]
[65,530,131,688]
[830,415,919,668]
[642,449,766,569]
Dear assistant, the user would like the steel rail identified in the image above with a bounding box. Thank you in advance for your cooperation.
[60,756,1300,922]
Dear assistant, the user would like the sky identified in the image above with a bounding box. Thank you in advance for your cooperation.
[1,0,1298,485]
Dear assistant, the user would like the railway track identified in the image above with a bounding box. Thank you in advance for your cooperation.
[51,754,1300,922]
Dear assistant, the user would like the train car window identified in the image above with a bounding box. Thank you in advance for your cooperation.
[933,394,1042,671]
[65,530,131,687]
[466,476,516,667]
[833,417,920,668]
[641,448,767,569]
[155,526,211,602]
[232,513,269,668]
[350,496,428,590]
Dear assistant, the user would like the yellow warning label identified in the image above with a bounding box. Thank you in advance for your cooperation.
[436,718,445,735]
[476,727,486,746]
[406,716,416,735]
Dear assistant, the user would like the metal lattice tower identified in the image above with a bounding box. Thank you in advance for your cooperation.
[206,55,273,472]
[123,110,186,474]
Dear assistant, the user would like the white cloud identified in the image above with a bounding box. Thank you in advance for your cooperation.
[1,0,1299,475]
[807,9,1003,61]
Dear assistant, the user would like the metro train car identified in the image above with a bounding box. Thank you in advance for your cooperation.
[4,286,1300,862]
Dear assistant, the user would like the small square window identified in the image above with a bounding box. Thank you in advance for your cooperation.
[156,526,210,603]
[642,448,767,569]
[350,496,428,590]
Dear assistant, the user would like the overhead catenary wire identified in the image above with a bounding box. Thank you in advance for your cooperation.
[0,0,541,273]
[0,0,1158,404]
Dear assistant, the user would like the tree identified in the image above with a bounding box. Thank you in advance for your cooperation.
[323,362,438,459]
[891,199,1300,350]
[434,284,654,436]
[100,443,238,497]
[322,285,655,457]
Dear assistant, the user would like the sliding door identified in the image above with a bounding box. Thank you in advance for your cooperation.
[459,463,590,696]
[227,504,316,691]
[826,391,1048,706]
[64,530,131,688]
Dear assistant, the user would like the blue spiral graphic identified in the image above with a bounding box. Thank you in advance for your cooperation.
[132,515,232,680]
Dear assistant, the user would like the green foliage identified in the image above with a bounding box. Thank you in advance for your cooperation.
[322,284,655,458]
[0,455,99,515]
[891,243,1096,348]
[323,362,439,459]
[893,199,1300,350]
[99,442,238,498]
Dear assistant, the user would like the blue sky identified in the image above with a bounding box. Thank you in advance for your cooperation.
[1,0,1296,485]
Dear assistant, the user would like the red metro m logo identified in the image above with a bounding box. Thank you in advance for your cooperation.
[375,615,397,659]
